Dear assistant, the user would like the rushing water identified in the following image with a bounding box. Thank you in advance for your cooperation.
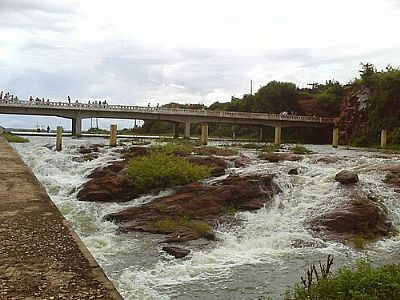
[12,137,400,299]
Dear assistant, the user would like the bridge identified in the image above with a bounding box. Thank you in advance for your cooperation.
[0,99,339,145]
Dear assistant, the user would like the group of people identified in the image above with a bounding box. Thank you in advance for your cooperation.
[1,91,111,108]
[0,91,18,102]
[68,96,109,107]
[29,96,51,105]
[279,110,297,116]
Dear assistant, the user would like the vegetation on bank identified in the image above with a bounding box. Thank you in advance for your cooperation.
[286,258,400,300]
[350,63,400,147]
[1,132,29,143]
[117,62,399,147]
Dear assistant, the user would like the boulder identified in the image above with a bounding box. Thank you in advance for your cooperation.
[313,156,339,164]
[335,170,359,184]
[162,246,190,258]
[105,175,280,242]
[188,156,227,177]
[77,175,137,202]
[309,201,393,240]
[88,161,128,178]
[288,168,298,175]
[120,146,149,159]
[259,153,302,162]
[77,144,102,155]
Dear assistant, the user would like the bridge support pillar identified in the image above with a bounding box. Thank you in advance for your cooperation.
[259,126,268,142]
[184,122,190,139]
[110,125,117,147]
[332,127,339,148]
[173,122,179,138]
[201,123,208,145]
[71,117,82,137]
[56,126,63,151]
[381,129,387,149]
[274,126,282,145]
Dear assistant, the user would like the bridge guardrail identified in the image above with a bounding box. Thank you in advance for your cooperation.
[0,99,335,124]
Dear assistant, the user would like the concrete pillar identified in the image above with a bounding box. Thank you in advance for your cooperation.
[332,127,339,148]
[173,122,179,138]
[201,123,208,145]
[56,126,62,151]
[184,121,191,139]
[274,126,282,145]
[259,126,268,142]
[381,129,387,149]
[71,117,82,137]
[110,124,117,147]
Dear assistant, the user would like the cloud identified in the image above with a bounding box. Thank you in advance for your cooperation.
[0,0,78,32]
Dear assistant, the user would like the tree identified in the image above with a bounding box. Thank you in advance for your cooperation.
[254,81,298,113]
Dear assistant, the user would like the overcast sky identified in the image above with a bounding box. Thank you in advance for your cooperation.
[1,0,400,129]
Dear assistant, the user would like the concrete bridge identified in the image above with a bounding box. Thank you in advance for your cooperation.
[0,99,339,145]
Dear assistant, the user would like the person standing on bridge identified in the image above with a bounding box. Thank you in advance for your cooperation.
[68,96,71,103]
[47,126,50,133]
[0,91,3,100]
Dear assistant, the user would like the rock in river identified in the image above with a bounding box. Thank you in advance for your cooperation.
[335,170,359,184]
[162,246,190,259]
[105,175,280,242]
[309,200,393,241]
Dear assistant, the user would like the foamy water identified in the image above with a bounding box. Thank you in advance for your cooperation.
[12,137,400,299]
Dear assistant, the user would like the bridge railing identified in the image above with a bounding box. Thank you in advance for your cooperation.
[0,99,335,124]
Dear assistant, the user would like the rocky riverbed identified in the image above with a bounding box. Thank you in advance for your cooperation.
[11,137,400,299]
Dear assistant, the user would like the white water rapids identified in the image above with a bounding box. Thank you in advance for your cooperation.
[12,137,400,299]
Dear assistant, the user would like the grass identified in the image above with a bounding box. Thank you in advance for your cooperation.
[153,218,211,234]
[259,143,282,153]
[149,142,194,156]
[290,144,313,154]
[286,260,400,300]
[194,146,238,156]
[352,235,367,249]
[1,132,29,143]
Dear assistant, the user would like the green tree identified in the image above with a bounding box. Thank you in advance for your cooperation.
[254,81,298,113]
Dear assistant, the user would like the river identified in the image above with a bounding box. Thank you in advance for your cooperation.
[12,137,400,299]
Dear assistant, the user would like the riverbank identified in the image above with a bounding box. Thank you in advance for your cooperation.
[0,137,122,299]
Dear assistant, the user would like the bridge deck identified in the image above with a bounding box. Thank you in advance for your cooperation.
[0,99,335,124]
[0,137,122,299]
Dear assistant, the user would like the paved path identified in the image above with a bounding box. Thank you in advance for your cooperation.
[0,137,123,299]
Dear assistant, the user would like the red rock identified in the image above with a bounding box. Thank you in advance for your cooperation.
[188,156,227,176]
[309,201,393,240]
[259,153,301,162]
[88,161,128,178]
[313,156,339,164]
[77,176,137,202]
[105,175,279,242]
[335,170,359,184]
[162,246,190,258]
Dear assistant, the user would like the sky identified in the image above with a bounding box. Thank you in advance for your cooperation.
[1,0,400,130]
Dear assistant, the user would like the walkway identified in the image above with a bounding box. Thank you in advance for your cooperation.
[0,137,122,299]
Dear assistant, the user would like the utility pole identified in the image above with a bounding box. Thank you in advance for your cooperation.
[250,80,253,95]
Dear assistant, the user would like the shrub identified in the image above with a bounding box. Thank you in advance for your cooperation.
[1,132,29,143]
[149,142,193,156]
[260,143,281,153]
[194,146,237,156]
[291,144,313,154]
[128,152,210,192]
[286,260,400,300]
